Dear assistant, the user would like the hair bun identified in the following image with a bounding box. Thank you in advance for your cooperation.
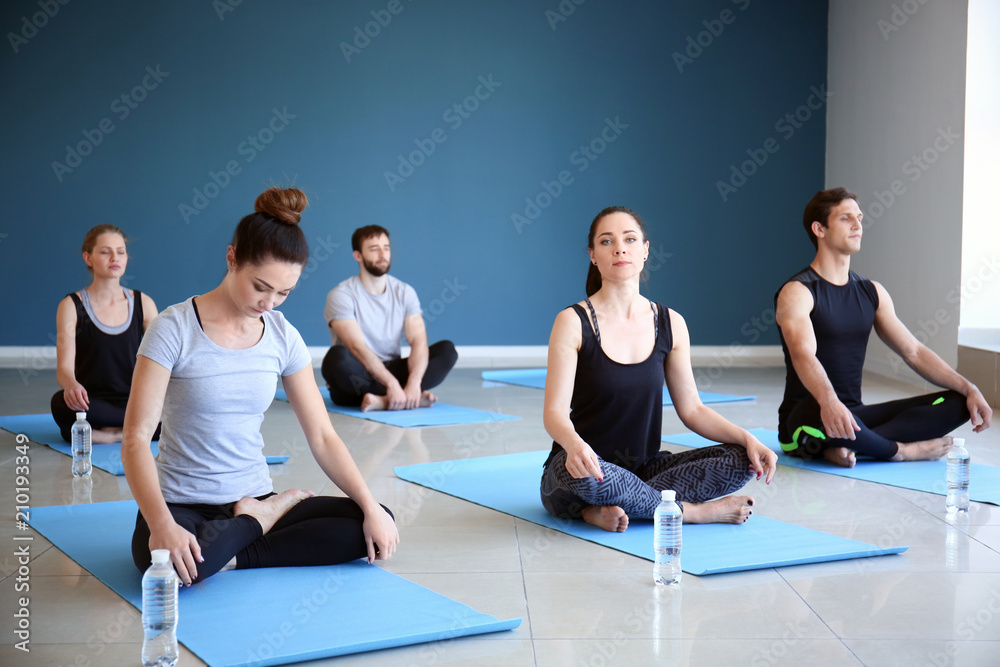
[255,187,308,225]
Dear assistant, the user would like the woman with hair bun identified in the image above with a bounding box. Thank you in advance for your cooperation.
[123,187,399,586]
[540,206,777,532]
[51,225,158,442]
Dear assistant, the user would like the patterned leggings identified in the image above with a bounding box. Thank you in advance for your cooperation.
[540,444,753,519]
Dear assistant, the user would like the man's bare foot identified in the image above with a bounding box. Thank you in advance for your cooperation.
[360,391,437,412]
[93,427,124,444]
[582,505,629,532]
[234,489,314,534]
[360,393,387,412]
[682,496,754,524]
[892,436,953,461]
[823,446,857,468]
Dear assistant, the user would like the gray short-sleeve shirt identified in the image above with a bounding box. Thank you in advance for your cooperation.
[138,298,312,504]
[324,275,421,361]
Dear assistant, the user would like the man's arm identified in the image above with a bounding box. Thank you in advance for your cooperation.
[775,281,861,439]
[330,318,407,408]
[401,313,429,409]
[872,282,992,431]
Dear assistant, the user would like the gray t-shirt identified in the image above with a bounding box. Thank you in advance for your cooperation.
[138,298,312,504]
[324,274,421,361]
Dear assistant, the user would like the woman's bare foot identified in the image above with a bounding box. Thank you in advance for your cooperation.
[823,446,857,468]
[682,496,754,524]
[93,427,124,444]
[582,505,629,532]
[360,391,438,412]
[892,436,953,461]
[234,489,314,534]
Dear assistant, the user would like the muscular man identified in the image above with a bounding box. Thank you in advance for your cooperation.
[321,225,457,411]
[774,187,991,467]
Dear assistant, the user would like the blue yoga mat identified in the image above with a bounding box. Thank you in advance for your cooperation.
[480,368,755,406]
[0,414,289,475]
[394,451,905,575]
[274,387,520,428]
[663,428,1000,506]
[27,500,520,667]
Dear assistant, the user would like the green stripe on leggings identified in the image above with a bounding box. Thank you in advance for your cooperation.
[781,425,827,452]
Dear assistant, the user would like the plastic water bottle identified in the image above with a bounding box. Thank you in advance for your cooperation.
[653,489,682,586]
[946,437,970,515]
[141,549,179,667]
[70,412,91,477]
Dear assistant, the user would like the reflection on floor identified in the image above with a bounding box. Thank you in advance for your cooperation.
[1,367,998,666]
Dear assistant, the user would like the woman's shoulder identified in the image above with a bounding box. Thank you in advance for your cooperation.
[263,308,303,338]
[147,298,195,330]
[556,302,587,322]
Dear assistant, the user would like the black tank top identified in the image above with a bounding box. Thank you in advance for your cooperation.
[545,300,673,472]
[70,289,146,401]
[775,267,879,441]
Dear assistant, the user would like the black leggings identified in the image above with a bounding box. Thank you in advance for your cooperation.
[131,495,394,584]
[321,340,458,406]
[540,445,753,519]
[783,390,970,460]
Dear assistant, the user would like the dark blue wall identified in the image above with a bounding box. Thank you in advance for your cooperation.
[1,0,828,347]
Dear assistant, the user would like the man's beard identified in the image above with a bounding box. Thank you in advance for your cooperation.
[363,257,390,277]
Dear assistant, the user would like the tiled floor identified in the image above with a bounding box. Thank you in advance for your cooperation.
[1,366,999,666]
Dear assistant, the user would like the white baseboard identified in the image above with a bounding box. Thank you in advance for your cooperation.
[0,344,787,370]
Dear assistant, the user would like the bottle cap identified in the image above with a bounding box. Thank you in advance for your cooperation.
[953,437,965,448]
[661,489,676,501]
[150,549,170,565]
[76,412,87,419]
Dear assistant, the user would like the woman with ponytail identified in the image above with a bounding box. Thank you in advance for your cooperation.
[123,187,398,586]
[51,225,158,442]
[540,206,777,531]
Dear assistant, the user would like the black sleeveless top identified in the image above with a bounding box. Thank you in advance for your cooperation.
[775,267,879,441]
[70,289,146,401]
[545,300,673,472]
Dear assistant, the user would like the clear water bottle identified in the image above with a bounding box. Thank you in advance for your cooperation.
[141,549,179,667]
[653,489,682,586]
[946,437,970,515]
[70,412,91,477]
